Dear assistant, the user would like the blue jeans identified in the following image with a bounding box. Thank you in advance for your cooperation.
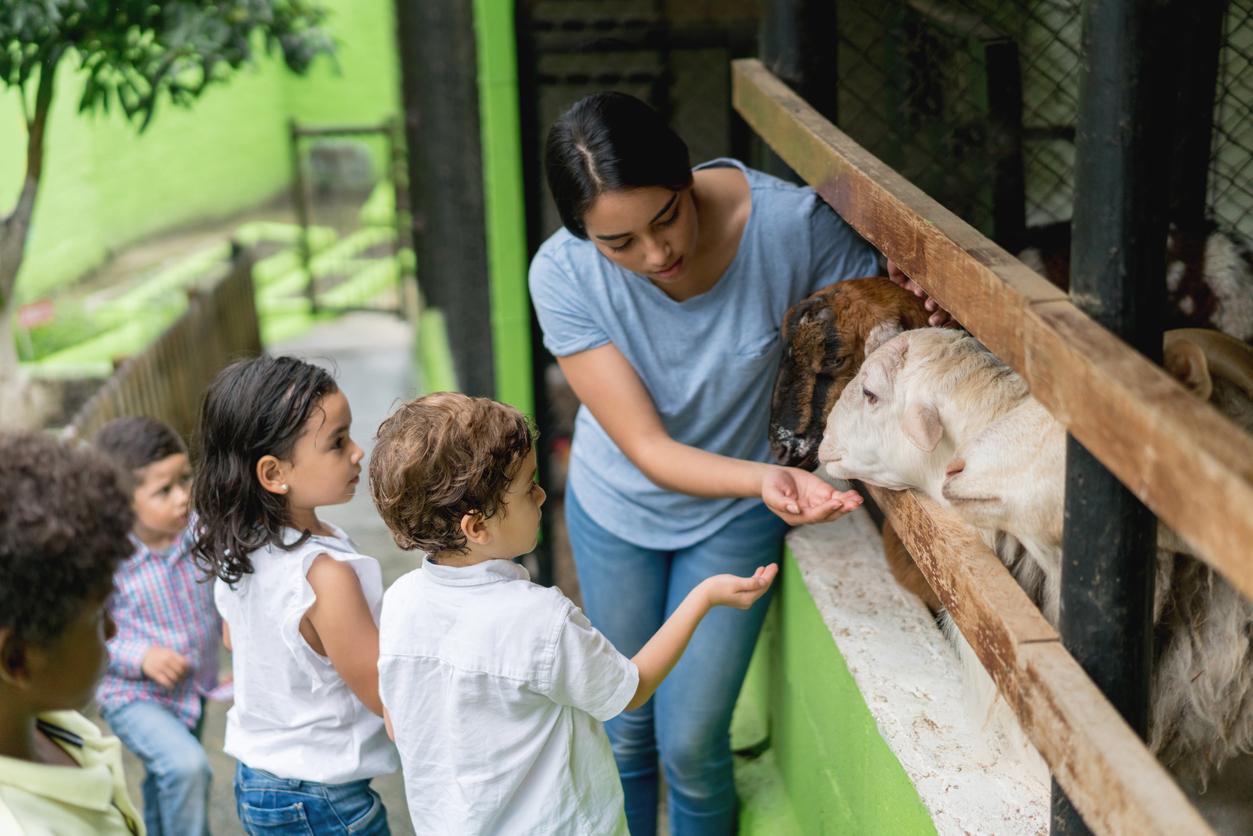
[102,699,211,836]
[565,489,788,836]
[233,762,389,835]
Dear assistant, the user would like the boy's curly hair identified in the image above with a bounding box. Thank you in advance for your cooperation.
[0,432,134,645]
[370,392,534,554]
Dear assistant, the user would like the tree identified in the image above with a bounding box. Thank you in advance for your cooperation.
[0,1,333,426]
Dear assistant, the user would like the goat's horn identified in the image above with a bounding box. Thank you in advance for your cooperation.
[1164,328,1253,401]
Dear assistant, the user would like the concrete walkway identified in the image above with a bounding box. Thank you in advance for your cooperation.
[104,311,420,835]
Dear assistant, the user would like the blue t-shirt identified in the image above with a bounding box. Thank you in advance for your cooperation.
[528,158,879,548]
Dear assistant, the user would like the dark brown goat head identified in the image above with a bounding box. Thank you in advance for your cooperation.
[769,278,930,469]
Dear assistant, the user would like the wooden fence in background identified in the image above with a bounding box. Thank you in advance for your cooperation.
[67,247,261,443]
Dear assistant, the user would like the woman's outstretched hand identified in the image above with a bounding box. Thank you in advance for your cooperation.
[761,465,863,525]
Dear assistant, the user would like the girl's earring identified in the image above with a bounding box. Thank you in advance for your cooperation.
[281,484,289,493]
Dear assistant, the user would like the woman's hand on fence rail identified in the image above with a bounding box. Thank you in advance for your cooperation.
[887,259,953,327]
[762,465,863,525]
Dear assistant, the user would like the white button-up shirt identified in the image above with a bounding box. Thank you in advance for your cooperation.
[379,556,637,835]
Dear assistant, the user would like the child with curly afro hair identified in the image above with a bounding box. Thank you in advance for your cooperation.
[0,431,142,835]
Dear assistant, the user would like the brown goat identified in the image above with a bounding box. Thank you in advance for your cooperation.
[769,278,931,470]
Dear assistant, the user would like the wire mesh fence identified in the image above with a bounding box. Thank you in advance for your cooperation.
[526,0,1252,252]
[835,0,1253,253]
[1214,0,1253,247]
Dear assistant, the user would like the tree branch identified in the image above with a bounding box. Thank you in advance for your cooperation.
[1,49,62,306]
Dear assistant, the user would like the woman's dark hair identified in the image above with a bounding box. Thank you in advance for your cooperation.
[94,416,187,487]
[0,432,133,646]
[545,91,693,238]
[192,355,337,584]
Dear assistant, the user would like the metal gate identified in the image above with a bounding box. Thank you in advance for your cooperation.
[288,119,413,317]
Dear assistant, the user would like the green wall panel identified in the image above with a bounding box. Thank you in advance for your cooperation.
[0,0,400,303]
[737,551,937,835]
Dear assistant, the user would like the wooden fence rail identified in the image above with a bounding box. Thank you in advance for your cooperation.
[67,248,261,443]
[731,58,1236,835]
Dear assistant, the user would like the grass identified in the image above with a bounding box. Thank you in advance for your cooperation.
[20,216,407,374]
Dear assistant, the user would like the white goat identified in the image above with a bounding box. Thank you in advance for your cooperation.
[817,328,1050,780]
[943,329,1253,788]
[820,326,1253,790]
[815,328,1049,606]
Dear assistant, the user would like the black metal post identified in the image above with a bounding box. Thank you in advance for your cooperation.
[1052,0,1177,832]
[1167,0,1228,237]
[758,0,839,182]
[985,38,1026,251]
[393,0,495,397]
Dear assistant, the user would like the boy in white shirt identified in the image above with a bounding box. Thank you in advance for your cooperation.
[369,392,777,835]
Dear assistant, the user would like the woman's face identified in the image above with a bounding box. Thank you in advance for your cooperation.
[582,186,698,285]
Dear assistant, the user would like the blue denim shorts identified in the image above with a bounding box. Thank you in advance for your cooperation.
[234,762,390,835]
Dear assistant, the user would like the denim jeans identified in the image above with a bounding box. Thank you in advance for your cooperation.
[233,762,389,835]
[565,489,789,836]
[101,699,211,836]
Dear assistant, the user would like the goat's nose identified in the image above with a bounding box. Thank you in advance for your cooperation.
[945,458,966,478]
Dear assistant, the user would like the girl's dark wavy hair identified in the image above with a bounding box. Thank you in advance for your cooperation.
[192,355,337,584]
[545,91,693,239]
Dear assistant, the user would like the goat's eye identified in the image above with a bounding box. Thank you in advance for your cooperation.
[863,386,879,405]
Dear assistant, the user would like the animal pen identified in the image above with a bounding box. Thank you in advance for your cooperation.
[398,1,1253,831]
[733,8,1249,836]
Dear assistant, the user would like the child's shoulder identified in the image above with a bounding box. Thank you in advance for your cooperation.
[382,564,574,636]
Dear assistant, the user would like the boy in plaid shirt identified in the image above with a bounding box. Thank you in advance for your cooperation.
[93,417,222,836]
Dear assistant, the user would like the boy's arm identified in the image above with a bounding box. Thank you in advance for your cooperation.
[625,565,778,712]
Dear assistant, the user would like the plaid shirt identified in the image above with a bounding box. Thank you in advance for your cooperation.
[95,523,221,729]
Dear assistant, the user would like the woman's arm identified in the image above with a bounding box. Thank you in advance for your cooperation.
[557,344,860,525]
[302,555,383,715]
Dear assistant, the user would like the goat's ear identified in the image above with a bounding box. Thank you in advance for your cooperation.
[902,401,943,452]
[1164,338,1213,401]
[865,320,903,356]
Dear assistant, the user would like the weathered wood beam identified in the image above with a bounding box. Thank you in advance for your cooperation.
[868,485,1213,836]
[732,57,1253,603]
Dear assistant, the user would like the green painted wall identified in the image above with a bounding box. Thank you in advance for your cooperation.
[0,0,400,304]
[737,552,937,834]
[474,0,534,417]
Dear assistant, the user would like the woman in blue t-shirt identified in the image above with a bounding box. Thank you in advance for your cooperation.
[528,92,876,835]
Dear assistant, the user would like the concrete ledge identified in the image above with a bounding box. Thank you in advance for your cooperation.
[786,509,1048,835]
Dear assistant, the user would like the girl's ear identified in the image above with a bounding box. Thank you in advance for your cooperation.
[460,512,491,546]
[0,628,32,688]
[256,455,289,496]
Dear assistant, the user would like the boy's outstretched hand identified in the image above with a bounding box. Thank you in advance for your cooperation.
[626,563,782,711]
[699,564,779,610]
